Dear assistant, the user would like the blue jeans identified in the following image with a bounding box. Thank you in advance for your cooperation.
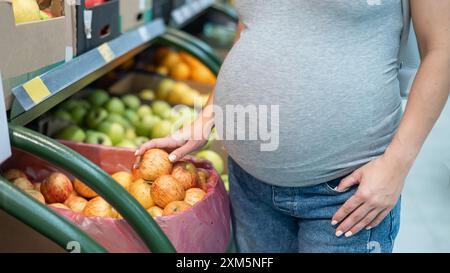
[228,157,401,253]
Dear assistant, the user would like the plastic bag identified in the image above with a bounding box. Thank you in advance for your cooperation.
[1,141,230,253]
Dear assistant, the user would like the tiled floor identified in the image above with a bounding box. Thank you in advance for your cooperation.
[393,99,450,253]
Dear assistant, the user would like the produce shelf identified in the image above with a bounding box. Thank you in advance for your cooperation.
[9,19,166,126]
[0,175,106,253]
[156,32,221,75]
[9,124,176,253]
[210,2,239,23]
[170,0,215,28]
[166,27,222,66]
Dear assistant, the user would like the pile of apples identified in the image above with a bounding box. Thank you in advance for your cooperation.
[2,149,210,218]
[148,48,217,85]
[53,89,199,149]
[12,0,54,23]
[155,78,209,108]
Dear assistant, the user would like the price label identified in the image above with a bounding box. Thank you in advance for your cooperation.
[0,72,11,164]
[98,43,115,63]
[181,5,191,19]
[138,25,150,41]
[23,77,51,104]
[139,0,147,11]
[172,9,184,24]
[191,1,202,13]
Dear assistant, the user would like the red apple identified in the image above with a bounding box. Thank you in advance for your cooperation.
[41,172,73,203]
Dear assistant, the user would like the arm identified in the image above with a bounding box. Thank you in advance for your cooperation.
[135,22,245,162]
[332,0,450,237]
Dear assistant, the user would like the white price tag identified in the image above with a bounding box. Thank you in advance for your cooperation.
[181,5,191,18]
[138,25,150,41]
[172,9,184,24]
[191,1,202,13]
[0,72,12,164]
[139,0,146,11]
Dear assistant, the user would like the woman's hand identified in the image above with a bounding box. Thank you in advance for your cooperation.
[134,113,214,166]
[331,153,410,237]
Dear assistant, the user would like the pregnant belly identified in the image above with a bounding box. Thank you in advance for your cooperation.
[214,38,402,172]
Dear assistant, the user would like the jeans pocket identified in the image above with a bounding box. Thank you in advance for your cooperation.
[272,186,295,215]
[322,178,354,195]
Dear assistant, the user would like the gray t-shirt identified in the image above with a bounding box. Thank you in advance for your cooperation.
[214,0,404,187]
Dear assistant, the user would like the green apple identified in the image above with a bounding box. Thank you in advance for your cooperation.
[152,100,172,119]
[106,113,131,129]
[134,136,149,147]
[55,125,86,142]
[78,99,91,109]
[137,105,152,118]
[156,79,175,100]
[124,109,139,126]
[125,127,137,140]
[71,107,88,125]
[135,115,161,137]
[98,122,125,145]
[105,97,125,115]
[121,94,141,110]
[221,174,229,192]
[54,109,72,122]
[196,150,224,174]
[88,89,110,107]
[60,99,89,111]
[139,89,155,101]
[150,120,173,139]
[115,139,137,149]
[85,130,112,146]
[85,108,108,129]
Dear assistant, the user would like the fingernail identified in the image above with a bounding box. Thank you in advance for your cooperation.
[366,226,372,230]
[169,154,177,162]
[331,220,338,226]
[345,231,353,237]
[334,186,348,192]
[335,230,343,237]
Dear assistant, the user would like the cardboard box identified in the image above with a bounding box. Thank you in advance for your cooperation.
[0,0,74,80]
[119,0,152,32]
[0,210,64,253]
[76,0,120,55]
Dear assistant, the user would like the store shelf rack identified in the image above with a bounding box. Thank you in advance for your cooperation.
[9,19,166,126]
[170,0,215,28]
[3,7,228,252]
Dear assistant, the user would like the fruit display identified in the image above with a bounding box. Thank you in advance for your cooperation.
[1,148,210,220]
[155,78,209,107]
[52,88,202,149]
[148,47,217,85]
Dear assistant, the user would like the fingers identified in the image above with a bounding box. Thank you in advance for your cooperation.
[169,140,202,163]
[135,137,184,157]
[133,155,141,169]
[336,207,382,237]
[336,170,362,191]
[331,194,364,227]
[334,203,374,237]
[367,209,390,229]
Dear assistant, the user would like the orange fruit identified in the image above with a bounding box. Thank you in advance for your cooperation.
[169,62,191,80]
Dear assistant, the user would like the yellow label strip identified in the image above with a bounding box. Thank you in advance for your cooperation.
[98,43,115,63]
[23,77,51,104]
